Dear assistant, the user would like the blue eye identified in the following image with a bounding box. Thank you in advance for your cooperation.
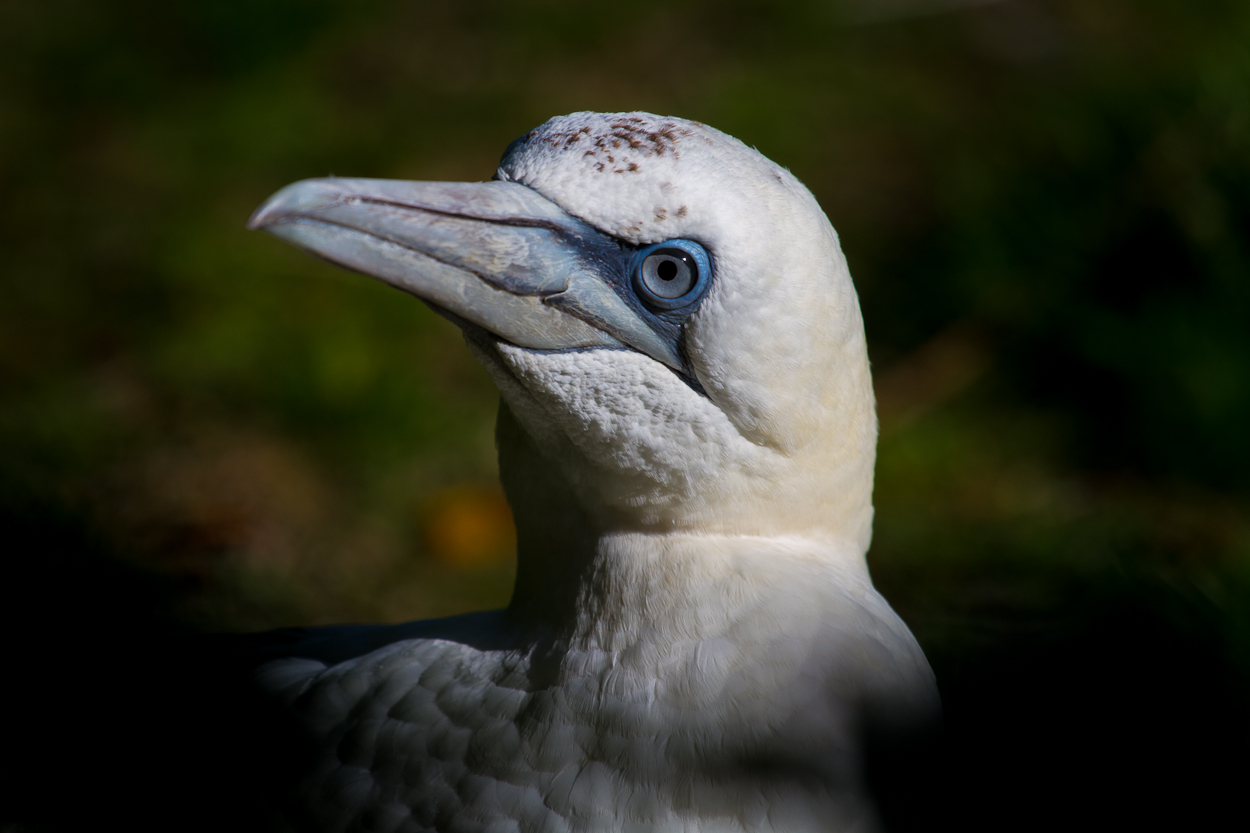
[632,239,712,310]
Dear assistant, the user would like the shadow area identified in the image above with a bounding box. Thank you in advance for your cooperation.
[0,500,304,833]
[868,590,1250,831]
[4,496,1245,832]
[0,498,525,833]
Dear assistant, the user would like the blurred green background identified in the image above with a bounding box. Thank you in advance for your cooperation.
[2,0,1249,825]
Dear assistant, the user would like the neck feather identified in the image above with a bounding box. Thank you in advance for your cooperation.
[497,403,872,636]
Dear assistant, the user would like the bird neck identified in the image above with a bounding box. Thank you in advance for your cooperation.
[496,402,872,638]
[496,401,599,629]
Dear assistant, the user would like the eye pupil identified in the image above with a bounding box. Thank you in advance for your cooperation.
[641,252,694,300]
[633,240,711,310]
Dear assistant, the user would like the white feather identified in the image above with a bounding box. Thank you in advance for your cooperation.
[255,112,938,832]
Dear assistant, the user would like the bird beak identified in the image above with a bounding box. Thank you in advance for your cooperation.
[247,178,681,367]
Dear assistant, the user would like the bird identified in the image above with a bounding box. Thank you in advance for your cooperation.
[245,111,939,833]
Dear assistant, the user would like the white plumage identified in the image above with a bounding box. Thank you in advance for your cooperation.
[248,112,938,832]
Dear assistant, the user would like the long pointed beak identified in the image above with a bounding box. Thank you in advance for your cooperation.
[247,178,680,367]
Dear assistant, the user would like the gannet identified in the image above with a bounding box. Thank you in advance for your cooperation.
[247,112,938,832]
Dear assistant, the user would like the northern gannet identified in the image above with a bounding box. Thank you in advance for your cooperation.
[247,112,938,832]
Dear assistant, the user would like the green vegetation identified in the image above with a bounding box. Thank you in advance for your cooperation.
[1,0,1247,740]
[3,1,1248,827]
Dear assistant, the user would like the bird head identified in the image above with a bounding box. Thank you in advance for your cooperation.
[250,112,877,576]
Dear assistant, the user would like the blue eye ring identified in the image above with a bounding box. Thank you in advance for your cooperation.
[630,239,713,311]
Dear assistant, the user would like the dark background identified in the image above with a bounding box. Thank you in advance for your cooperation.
[2,1,1247,830]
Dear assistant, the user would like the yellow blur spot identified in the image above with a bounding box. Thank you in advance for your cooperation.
[420,484,516,567]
